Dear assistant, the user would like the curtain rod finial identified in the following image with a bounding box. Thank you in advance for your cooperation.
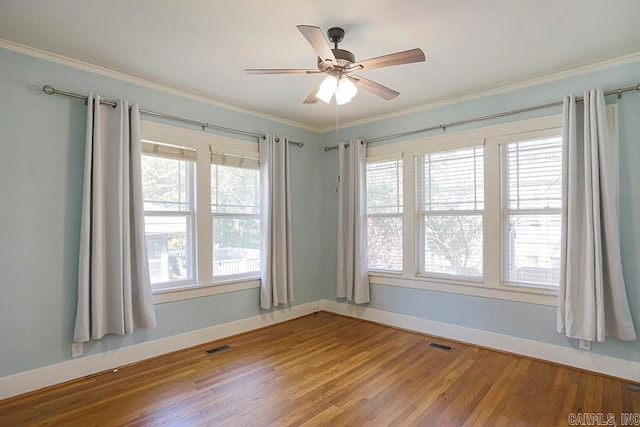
[42,85,55,95]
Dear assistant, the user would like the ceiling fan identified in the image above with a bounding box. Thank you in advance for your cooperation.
[245,25,426,105]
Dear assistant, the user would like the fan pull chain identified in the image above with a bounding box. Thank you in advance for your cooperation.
[335,102,340,193]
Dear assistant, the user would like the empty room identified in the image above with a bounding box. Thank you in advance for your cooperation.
[1,1,639,425]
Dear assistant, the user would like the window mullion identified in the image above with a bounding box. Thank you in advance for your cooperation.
[484,139,501,286]
[402,153,414,276]
[196,147,213,284]
[413,155,423,275]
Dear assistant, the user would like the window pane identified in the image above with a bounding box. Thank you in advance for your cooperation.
[503,137,562,210]
[142,151,195,289]
[212,216,260,277]
[211,164,260,214]
[367,216,402,271]
[144,215,193,285]
[141,155,192,211]
[420,214,483,278]
[211,161,261,279]
[366,158,403,272]
[417,146,484,211]
[502,135,562,288]
[505,214,561,286]
[367,159,403,214]
[416,146,484,279]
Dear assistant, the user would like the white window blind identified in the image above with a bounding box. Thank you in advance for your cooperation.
[416,145,484,279]
[210,149,261,280]
[141,141,197,161]
[141,142,196,289]
[501,136,562,287]
[366,158,403,271]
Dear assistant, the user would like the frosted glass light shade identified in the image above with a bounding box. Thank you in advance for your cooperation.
[337,77,358,99]
[335,91,352,105]
[316,75,337,103]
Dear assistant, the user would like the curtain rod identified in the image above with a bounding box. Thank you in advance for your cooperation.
[323,83,640,151]
[41,85,304,147]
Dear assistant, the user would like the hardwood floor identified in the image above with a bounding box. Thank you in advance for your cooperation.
[0,312,638,426]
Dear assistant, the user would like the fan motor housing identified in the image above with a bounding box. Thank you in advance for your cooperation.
[317,49,355,71]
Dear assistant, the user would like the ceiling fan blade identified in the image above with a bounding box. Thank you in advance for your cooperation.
[349,75,399,101]
[303,82,321,104]
[245,68,321,75]
[349,48,426,71]
[297,25,336,64]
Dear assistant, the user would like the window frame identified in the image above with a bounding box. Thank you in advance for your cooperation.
[414,144,485,282]
[497,129,564,290]
[366,116,561,306]
[366,152,404,273]
[365,106,618,306]
[140,120,261,304]
[141,151,197,290]
[210,158,261,281]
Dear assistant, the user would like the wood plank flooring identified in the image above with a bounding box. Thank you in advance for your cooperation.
[0,312,638,426]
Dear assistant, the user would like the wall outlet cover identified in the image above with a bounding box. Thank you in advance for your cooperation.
[71,342,84,358]
[579,339,591,351]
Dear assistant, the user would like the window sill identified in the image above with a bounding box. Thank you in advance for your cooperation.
[152,279,260,304]
[368,273,557,306]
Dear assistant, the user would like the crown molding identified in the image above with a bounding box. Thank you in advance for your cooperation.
[3,38,638,134]
[0,38,320,132]
[320,51,640,133]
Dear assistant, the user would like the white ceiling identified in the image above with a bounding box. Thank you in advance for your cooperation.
[1,0,640,129]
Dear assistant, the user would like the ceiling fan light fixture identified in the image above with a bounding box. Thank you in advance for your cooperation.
[316,75,337,103]
[247,25,427,105]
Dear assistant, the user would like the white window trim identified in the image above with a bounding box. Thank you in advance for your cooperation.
[141,120,261,303]
[366,106,618,306]
[153,279,260,304]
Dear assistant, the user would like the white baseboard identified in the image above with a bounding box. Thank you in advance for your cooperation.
[0,302,317,400]
[320,299,640,383]
[3,299,636,401]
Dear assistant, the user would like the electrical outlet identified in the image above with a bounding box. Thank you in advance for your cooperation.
[579,339,591,351]
[71,342,84,358]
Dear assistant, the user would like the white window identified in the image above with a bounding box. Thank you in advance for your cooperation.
[501,135,562,288]
[141,143,196,290]
[366,158,403,272]
[415,145,484,280]
[210,153,261,280]
[361,110,612,304]
[140,121,261,299]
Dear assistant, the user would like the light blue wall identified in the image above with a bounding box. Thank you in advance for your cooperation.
[321,60,640,362]
[0,48,324,377]
[1,45,638,381]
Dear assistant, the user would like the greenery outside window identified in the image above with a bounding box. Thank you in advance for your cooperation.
[210,153,261,280]
[415,145,484,280]
[141,143,196,290]
[366,158,403,272]
[140,121,262,298]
